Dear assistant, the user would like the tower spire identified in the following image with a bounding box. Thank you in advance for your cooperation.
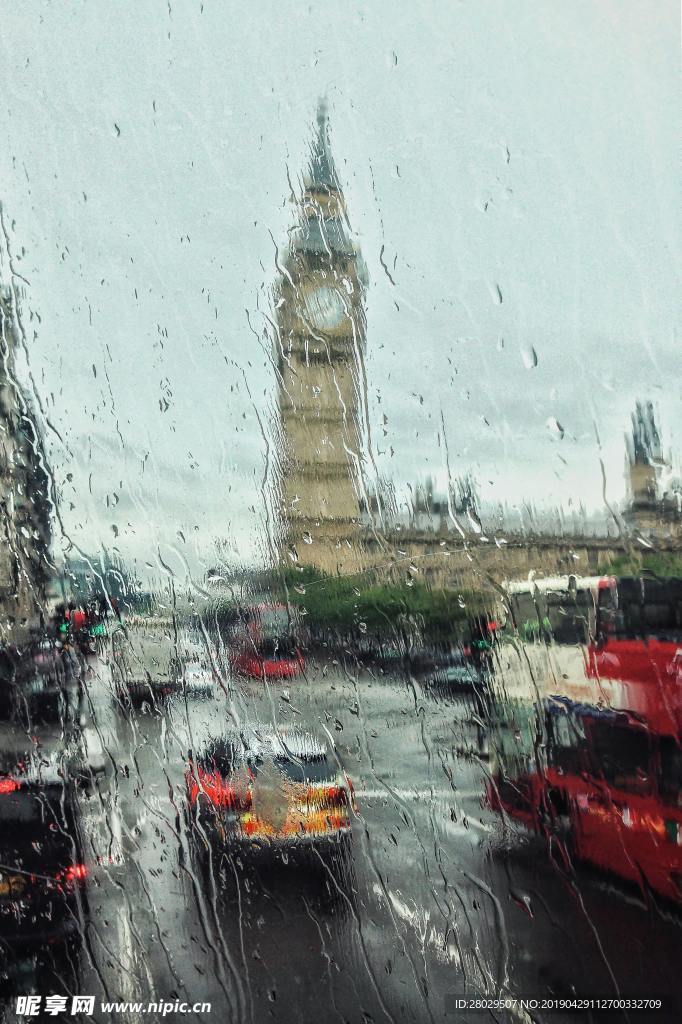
[306,97,340,193]
[296,100,353,257]
[316,95,328,132]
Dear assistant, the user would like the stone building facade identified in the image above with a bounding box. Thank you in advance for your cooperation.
[275,102,369,576]
[623,400,682,541]
[0,286,51,640]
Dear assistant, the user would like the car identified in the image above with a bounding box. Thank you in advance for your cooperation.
[0,702,108,796]
[0,639,82,725]
[169,632,223,697]
[110,627,181,708]
[175,656,220,696]
[0,758,88,949]
[185,727,356,870]
[230,646,305,680]
[425,652,487,693]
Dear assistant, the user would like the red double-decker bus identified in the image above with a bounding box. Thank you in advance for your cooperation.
[228,603,305,680]
[589,575,682,696]
[489,575,682,904]
[490,693,682,903]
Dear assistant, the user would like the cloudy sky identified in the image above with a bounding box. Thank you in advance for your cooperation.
[0,0,679,583]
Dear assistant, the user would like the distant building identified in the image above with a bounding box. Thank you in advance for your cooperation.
[0,285,51,639]
[275,102,369,575]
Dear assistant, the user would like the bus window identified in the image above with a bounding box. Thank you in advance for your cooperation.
[509,592,544,640]
[599,578,682,642]
[588,721,652,795]
[545,591,591,645]
[547,708,587,774]
[510,587,592,645]
[596,584,625,639]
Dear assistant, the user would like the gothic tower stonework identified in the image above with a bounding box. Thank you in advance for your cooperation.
[275,103,369,576]
[0,285,51,640]
[624,400,682,539]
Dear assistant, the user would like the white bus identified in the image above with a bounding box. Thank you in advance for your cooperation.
[494,575,606,709]
[503,575,603,645]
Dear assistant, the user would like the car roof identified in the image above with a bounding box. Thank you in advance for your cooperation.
[204,727,330,762]
[504,576,604,595]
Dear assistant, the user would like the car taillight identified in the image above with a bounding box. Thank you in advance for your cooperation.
[187,768,252,810]
[59,864,88,886]
[307,779,355,811]
[322,785,348,808]
[0,778,20,794]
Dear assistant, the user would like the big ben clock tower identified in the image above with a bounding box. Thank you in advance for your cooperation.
[274,102,369,576]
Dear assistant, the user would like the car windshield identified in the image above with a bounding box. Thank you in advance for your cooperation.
[0,787,58,827]
[0,784,77,868]
[250,754,335,785]
[200,737,333,783]
[256,637,299,659]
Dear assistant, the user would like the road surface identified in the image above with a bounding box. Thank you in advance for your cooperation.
[2,631,681,1023]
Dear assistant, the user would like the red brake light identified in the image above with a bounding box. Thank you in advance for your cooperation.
[0,778,19,794]
[187,768,252,810]
[60,864,88,885]
[321,785,348,808]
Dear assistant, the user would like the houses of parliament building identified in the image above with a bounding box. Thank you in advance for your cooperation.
[273,103,682,588]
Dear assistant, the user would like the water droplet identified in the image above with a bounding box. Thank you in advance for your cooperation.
[489,283,503,305]
[521,345,538,369]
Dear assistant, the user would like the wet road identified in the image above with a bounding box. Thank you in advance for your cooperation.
[4,633,682,1024]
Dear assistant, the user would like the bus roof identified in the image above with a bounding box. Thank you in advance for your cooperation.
[503,576,605,595]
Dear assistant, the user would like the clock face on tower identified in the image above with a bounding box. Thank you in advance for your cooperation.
[304,285,346,330]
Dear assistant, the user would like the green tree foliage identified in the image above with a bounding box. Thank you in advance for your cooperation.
[276,566,486,637]
[605,552,682,578]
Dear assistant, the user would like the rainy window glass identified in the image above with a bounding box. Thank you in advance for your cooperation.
[0,3,680,1023]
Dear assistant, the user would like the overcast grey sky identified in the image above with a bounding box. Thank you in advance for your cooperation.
[0,0,679,581]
